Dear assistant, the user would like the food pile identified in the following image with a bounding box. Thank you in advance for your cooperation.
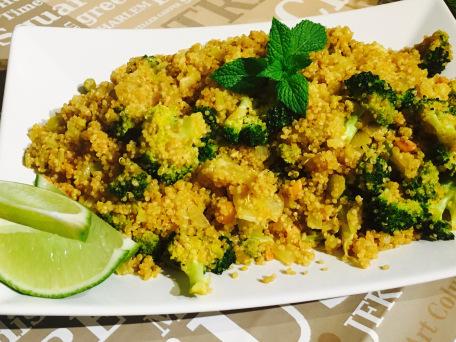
[24,19,456,295]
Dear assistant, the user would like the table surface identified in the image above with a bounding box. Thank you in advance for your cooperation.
[1,1,456,341]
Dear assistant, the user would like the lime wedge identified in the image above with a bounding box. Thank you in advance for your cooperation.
[0,216,136,298]
[34,174,62,193]
[0,180,91,241]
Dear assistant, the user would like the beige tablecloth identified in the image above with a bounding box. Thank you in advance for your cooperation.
[1,1,456,341]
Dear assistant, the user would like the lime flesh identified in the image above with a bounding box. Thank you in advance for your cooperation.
[0,180,91,241]
[0,216,135,298]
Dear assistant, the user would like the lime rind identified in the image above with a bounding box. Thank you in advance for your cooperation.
[0,180,91,241]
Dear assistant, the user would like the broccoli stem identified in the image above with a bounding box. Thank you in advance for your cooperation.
[185,260,211,295]
[341,113,360,143]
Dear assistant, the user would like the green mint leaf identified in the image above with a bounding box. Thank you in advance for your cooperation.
[277,73,309,115]
[268,17,291,63]
[258,60,283,81]
[211,57,267,93]
[288,54,312,73]
[289,20,327,57]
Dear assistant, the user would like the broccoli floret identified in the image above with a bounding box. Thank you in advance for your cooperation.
[449,81,456,108]
[269,143,305,180]
[194,106,219,132]
[399,88,418,110]
[209,236,235,274]
[430,143,456,176]
[344,71,399,126]
[79,78,96,94]
[108,172,149,201]
[402,161,440,203]
[365,182,423,233]
[136,231,160,255]
[356,154,391,196]
[163,226,227,295]
[193,107,219,161]
[426,181,456,227]
[419,219,454,241]
[415,30,452,77]
[265,103,297,135]
[278,143,301,166]
[240,230,274,260]
[134,231,173,260]
[198,136,218,162]
[109,107,141,141]
[415,98,456,150]
[143,55,159,68]
[418,181,456,241]
[223,97,268,146]
[404,95,456,176]
[239,124,268,146]
[136,152,192,186]
[138,105,209,185]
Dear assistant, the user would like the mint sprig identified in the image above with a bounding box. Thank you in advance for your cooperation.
[211,18,327,115]
[211,58,267,93]
[277,73,309,115]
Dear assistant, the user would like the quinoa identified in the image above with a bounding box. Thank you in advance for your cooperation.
[23,25,455,291]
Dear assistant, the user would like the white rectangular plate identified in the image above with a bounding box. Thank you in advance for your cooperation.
[0,0,456,316]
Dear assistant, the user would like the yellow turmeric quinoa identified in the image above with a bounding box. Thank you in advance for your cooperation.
[23,24,456,294]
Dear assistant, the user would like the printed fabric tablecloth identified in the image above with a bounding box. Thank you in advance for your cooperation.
[1,0,456,341]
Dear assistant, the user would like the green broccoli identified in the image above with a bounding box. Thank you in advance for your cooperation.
[136,153,192,186]
[418,180,456,241]
[264,103,297,135]
[134,231,173,260]
[108,172,149,201]
[344,71,399,126]
[415,98,456,151]
[426,181,456,227]
[192,107,219,161]
[136,231,160,255]
[402,161,440,203]
[365,182,423,234]
[223,97,268,146]
[143,55,159,68]
[79,78,96,94]
[419,219,454,241]
[198,136,218,162]
[449,81,456,108]
[402,94,456,176]
[269,143,303,180]
[161,227,228,295]
[194,106,219,132]
[160,245,210,295]
[109,107,141,141]
[241,230,274,259]
[415,30,452,77]
[398,88,418,110]
[356,154,391,196]
[429,143,456,176]
[209,236,236,274]
[137,105,209,185]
